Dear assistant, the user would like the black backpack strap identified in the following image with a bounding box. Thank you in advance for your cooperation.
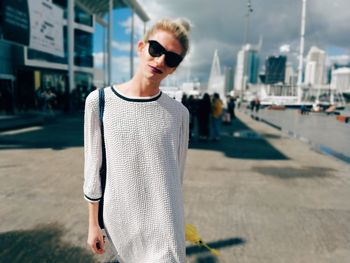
[98,88,106,229]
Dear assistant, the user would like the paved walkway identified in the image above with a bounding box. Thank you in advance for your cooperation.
[0,111,349,263]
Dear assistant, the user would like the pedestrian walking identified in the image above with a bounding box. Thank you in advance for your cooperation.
[197,93,211,141]
[182,94,197,140]
[211,93,223,141]
[187,95,197,140]
[227,96,236,121]
[250,98,256,117]
[83,18,191,263]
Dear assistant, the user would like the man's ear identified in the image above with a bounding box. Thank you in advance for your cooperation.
[137,40,146,56]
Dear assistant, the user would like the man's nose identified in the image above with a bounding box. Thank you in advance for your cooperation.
[155,54,166,67]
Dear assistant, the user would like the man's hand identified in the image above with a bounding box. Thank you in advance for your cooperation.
[87,225,105,254]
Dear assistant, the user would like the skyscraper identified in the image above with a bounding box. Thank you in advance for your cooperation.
[234,44,259,91]
[284,63,296,86]
[304,46,326,85]
[331,67,350,92]
[265,55,287,84]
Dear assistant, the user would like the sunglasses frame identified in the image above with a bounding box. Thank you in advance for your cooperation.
[147,40,183,68]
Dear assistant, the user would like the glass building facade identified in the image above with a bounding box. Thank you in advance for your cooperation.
[0,0,94,112]
[247,50,259,84]
[265,55,287,85]
[27,27,93,68]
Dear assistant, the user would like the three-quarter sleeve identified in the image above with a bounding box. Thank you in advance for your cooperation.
[178,108,189,185]
[83,90,103,203]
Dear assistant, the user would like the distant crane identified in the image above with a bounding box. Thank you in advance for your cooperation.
[297,0,307,103]
[241,0,254,103]
[244,0,254,45]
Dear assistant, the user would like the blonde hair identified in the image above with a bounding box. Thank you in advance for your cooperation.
[144,18,191,57]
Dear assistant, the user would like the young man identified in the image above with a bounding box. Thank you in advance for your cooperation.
[84,18,191,263]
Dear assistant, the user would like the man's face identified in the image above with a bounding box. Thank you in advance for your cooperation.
[137,30,183,84]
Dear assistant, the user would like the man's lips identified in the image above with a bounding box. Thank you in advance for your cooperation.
[149,65,163,74]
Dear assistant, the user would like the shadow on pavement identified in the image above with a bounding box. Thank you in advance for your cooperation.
[0,224,96,263]
[189,117,288,160]
[0,114,84,150]
[0,114,288,162]
[194,255,219,263]
[253,166,336,179]
[186,237,246,256]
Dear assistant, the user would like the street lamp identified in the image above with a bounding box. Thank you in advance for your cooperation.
[244,0,253,45]
[297,0,307,103]
[241,0,254,104]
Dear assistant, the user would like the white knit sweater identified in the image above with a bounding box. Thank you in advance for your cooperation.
[84,86,189,263]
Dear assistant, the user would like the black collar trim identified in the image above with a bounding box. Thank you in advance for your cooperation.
[111,86,162,102]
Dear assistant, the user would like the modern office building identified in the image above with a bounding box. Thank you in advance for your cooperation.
[0,0,149,112]
[224,66,234,95]
[331,67,350,93]
[304,46,326,86]
[265,55,287,84]
[234,44,259,91]
[284,63,296,86]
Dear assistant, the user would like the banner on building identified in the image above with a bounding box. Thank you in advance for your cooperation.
[1,0,64,57]
[28,0,64,57]
[1,0,30,46]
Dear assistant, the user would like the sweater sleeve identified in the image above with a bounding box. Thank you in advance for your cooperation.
[178,107,189,185]
[83,90,103,203]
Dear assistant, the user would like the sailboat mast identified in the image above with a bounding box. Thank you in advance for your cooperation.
[297,0,307,102]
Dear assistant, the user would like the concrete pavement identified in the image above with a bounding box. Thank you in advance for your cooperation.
[0,111,349,263]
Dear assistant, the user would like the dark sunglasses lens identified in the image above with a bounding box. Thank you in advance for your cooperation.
[148,40,183,67]
[148,41,163,57]
[165,53,183,68]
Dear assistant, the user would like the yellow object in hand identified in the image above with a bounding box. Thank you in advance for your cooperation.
[185,224,220,256]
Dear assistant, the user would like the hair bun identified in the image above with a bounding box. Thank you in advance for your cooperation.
[174,18,191,33]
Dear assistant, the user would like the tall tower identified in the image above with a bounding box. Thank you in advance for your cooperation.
[304,46,326,86]
[234,44,259,91]
[208,49,225,99]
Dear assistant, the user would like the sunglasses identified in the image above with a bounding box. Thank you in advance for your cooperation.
[148,40,183,68]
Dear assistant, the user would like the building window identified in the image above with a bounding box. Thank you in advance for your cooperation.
[74,29,93,67]
[75,6,93,27]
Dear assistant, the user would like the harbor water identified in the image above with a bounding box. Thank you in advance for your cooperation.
[256,107,350,163]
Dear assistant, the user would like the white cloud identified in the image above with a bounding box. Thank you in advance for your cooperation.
[120,16,145,41]
[327,55,350,66]
[280,44,290,53]
[111,41,131,52]
[93,52,104,67]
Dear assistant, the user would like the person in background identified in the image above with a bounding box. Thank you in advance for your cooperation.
[187,95,197,140]
[84,18,191,263]
[197,93,211,141]
[182,94,197,140]
[254,97,261,117]
[227,96,236,121]
[181,93,188,108]
[250,98,256,117]
[211,93,223,141]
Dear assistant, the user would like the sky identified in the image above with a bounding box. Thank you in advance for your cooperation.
[93,0,350,85]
